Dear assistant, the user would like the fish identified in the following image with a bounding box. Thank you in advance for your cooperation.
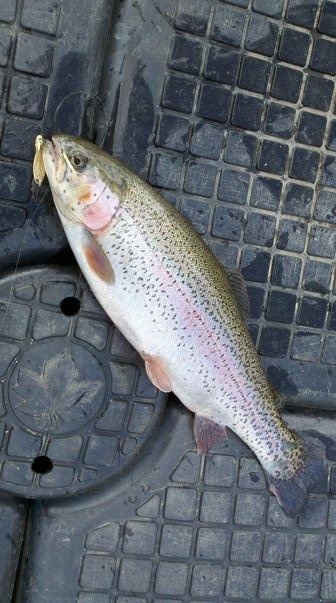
[39,134,327,515]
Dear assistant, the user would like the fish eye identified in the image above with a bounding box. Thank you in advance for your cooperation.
[70,153,88,170]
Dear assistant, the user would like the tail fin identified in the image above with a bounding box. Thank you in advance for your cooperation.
[266,441,327,516]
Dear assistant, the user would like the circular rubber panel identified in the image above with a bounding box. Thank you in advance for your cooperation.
[0,266,167,498]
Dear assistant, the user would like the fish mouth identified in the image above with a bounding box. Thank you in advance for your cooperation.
[42,136,68,185]
[43,136,61,164]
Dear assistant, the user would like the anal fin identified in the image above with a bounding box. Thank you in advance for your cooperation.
[194,414,227,455]
[144,353,172,393]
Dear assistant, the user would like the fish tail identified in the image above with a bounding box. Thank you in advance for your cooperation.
[266,440,327,516]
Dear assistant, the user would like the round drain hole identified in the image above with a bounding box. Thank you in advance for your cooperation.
[31,456,53,474]
[60,296,81,316]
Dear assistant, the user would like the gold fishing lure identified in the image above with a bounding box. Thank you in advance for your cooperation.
[33,135,46,185]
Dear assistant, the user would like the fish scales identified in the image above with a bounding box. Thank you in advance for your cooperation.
[88,164,292,465]
[40,135,327,514]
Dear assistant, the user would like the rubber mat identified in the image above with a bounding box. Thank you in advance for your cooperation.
[0,0,118,600]
[0,0,113,268]
[0,266,166,499]
[1,0,336,602]
[16,408,336,602]
[104,0,336,412]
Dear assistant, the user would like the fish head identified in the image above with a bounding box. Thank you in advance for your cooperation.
[42,135,126,231]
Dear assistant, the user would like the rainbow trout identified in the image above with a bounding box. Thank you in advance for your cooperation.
[39,135,326,515]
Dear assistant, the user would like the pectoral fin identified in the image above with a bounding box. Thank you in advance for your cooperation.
[194,414,227,455]
[144,353,172,392]
[82,230,114,284]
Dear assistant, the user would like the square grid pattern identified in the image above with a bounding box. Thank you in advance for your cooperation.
[78,449,335,602]
[150,0,336,383]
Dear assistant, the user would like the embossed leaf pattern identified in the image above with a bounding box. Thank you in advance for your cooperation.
[14,349,102,429]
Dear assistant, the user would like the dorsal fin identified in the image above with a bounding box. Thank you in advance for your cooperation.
[226,268,250,321]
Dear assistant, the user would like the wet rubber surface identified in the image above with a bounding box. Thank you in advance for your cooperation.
[0,266,166,499]
[17,408,336,603]
[0,0,336,601]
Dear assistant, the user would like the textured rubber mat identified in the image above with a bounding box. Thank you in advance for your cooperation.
[0,266,166,499]
[17,407,335,602]
[0,494,27,601]
[1,0,336,602]
[0,1,123,600]
[0,0,113,268]
[106,0,336,412]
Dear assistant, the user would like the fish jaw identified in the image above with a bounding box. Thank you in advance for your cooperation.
[44,136,60,163]
[42,137,76,222]
[42,136,66,182]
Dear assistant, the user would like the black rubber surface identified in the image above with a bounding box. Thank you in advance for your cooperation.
[1,0,336,601]
[0,494,27,602]
[0,0,113,268]
[0,265,166,499]
[105,0,336,413]
[17,408,335,602]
